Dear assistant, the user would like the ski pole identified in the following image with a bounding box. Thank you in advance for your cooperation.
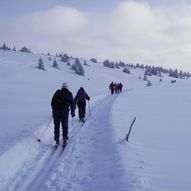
[72,118,75,132]
[88,101,92,119]
[37,117,52,142]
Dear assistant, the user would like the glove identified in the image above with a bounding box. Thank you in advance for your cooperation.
[71,113,75,118]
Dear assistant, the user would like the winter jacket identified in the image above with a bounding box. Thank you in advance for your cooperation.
[51,88,75,116]
[74,88,90,106]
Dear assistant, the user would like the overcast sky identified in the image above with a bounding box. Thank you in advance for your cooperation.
[1,0,191,71]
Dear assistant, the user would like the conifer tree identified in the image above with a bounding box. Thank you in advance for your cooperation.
[143,72,147,81]
[67,60,71,66]
[37,58,45,70]
[52,59,59,69]
[123,67,130,74]
[71,58,85,76]
[12,46,16,51]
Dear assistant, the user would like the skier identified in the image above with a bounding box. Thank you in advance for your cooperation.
[74,87,90,123]
[119,82,123,92]
[114,83,118,94]
[116,83,120,93]
[109,81,114,95]
[51,83,75,145]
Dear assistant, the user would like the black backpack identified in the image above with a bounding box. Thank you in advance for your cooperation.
[52,89,70,110]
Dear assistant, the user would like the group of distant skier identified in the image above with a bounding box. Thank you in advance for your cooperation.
[109,81,123,95]
[51,83,90,145]
[51,81,123,146]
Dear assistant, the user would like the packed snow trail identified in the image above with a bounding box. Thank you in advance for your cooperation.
[39,93,129,191]
[0,94,107,191]
[16,116,92,191]
[18,146,64,191]
[1,93,131,191]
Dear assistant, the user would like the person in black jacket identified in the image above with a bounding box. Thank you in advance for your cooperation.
[51,83,75,145]
[74,87,90,123]
[109,81,114,95]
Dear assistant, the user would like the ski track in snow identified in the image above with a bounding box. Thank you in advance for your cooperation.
[41,93,128,191]
[1,93,135,191]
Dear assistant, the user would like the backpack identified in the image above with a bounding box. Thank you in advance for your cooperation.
[76,89,87,103]
[52,89,70,110]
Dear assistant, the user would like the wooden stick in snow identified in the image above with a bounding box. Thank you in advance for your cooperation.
[126,117,136,142]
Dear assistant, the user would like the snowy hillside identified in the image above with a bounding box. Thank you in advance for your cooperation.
[0,50,191,191]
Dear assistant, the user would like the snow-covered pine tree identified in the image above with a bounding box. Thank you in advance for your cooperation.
[37,58,45,70]
[90,58,97,63]
[52,59,59,69]
[119,61,125,67]
[71,58,85,76]
[67,60,71,66]
[19,46,31,53]
[151,66,158,75]
[71,58,78,71]
[123,67,130,74]
[179,70,183,79]
[76,62,85,75]
[103,59,110,67]
[115,62,120,69]
[169,69,178,78]
[143,72,147,81]
[12,46,16,51]
[84,60,88,66]
[1,43,10,51]
[103,59,115,68]
[61,54,69,62]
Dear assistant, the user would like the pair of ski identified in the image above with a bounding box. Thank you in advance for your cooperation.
[51,143,67,156]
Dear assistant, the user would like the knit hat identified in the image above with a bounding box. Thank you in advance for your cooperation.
[62,82,68,89]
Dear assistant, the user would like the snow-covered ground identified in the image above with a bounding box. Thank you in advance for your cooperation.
[0,50,191,191]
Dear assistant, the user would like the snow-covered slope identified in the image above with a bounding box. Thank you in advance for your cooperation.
[0,50,133,153]
[0,50,191,191]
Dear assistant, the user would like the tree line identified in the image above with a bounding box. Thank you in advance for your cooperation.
[103,59,191,79]
[1,42,190,79]
[0,43,31,53]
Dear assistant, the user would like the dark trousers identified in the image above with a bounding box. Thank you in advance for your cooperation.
[77,101,86,120]
[53,110,69,141]
[111,88,114,95]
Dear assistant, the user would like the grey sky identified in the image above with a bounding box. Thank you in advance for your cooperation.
[1,0,191,71]
[1,0,190,17]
